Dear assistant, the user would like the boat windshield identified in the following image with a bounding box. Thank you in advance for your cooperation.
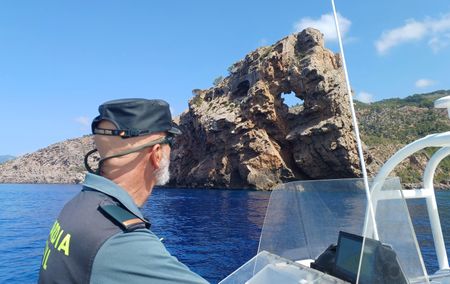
[257,177,428,283]
[363,177,429,283]
[258,178,367,260]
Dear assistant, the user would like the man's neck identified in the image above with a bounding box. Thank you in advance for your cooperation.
[106,170,155,207]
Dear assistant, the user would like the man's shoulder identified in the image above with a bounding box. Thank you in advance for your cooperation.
[91,230,209,284]
[57,189,145,255]
[97,228,167,257]
[98,203,150,232]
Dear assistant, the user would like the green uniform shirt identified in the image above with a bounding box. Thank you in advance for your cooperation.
[38,173,209,284]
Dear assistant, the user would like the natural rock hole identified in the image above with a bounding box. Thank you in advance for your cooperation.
[281,91,304,108]
[232,80,250,99]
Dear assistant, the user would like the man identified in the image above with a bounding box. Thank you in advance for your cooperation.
[38,98,209,284]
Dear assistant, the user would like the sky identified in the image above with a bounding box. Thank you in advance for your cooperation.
[1,0,450,156]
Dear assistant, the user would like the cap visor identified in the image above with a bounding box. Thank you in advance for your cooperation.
[168,126,182,135]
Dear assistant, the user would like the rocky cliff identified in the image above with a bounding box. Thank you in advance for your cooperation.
[0,28,377,188]
[0,136,94,184]
[8,29,448,189]
[357,90,450,188]
[169,28,375,189]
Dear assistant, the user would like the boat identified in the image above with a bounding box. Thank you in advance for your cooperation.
[219,122,450,283]
[219,1,450,283]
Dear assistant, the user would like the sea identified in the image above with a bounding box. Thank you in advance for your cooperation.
[0,184,450,283]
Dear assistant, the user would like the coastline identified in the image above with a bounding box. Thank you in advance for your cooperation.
[2,180,449,191]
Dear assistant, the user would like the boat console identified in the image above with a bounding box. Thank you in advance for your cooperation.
[312,231,407,284]
[220,97,450,284]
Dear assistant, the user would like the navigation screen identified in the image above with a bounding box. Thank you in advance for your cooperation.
[333,231,407,284]
[335,233,362,278]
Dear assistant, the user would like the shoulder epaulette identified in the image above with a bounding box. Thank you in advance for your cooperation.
[99,204,151,232]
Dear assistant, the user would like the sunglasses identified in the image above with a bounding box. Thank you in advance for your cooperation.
[85,134,176,174]
[160,135,175,148]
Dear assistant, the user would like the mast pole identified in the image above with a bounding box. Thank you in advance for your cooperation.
[330,0,379,240]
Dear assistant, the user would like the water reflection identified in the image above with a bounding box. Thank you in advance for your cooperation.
[2,184,448,283]
[143,188,271,283]
[407,191,450,275]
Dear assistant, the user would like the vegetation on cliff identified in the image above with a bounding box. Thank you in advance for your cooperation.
[1,90,449,187]
[357,90,450,145]
[0,24,448,189]
[355,90,450,186]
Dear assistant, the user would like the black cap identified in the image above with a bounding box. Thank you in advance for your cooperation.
[91,98,182,138]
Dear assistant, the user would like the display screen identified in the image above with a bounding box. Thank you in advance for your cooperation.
[333,231,409,284]
[336,235,362,277]
[335,232,363,279]
[334,231,380,283]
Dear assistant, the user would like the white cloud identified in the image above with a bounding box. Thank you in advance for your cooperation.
[356,91,374,104]
[415,78,436,88]
[75,116,90,130]
[294,13,351,42]
[428,34,450,52]
[376,13,450,54]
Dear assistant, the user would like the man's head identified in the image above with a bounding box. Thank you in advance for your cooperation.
[86,99,181,189]
[91,98,181,139]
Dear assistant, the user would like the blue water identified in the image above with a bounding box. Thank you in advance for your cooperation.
[0,184,270,284]
[1,184,450,283]
[408,192,450,273]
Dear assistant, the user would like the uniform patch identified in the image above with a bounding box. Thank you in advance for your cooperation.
[99,204,150,231]
[41,220,71,270]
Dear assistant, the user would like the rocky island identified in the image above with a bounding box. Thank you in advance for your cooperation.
[1,28,449,189]
[170,28,375,189]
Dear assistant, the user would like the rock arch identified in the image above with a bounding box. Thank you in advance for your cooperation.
[170,28,374,189]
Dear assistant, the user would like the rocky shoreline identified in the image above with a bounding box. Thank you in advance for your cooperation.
[0,136,94,184]
[168,28,377,190]
[0,134,448,190]
[1,29,449,190]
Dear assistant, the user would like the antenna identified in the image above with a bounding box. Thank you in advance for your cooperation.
[330,2,380,283]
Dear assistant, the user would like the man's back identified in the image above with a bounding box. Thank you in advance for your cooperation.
[38,174,208,284]
[39,189,121,283]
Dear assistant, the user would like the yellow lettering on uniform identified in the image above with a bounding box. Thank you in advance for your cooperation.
[49,221,57,240]
[55,229,64,248]
[57,234,71,256]
[49,221,57,235]
[50,222,60,245]
[42,241,51,270]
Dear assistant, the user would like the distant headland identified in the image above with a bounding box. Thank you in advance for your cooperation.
[1,29,449,190]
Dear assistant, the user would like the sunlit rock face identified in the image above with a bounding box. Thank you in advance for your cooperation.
[170,28,374,190]
[0,29,376,188]
[0,136,95,184]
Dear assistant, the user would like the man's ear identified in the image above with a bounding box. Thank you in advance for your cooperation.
[149,144,162,169]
